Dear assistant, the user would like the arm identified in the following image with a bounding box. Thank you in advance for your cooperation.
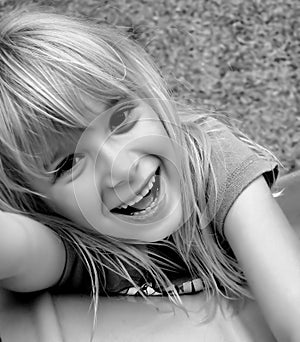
[0,212,66,292]
[224,176,300,342]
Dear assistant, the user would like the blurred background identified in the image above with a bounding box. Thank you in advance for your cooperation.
[1,0,299,175]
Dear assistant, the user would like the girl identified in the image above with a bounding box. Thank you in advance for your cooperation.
[1,6,300,341]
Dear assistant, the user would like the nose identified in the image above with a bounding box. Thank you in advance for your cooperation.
[94,139,138,188]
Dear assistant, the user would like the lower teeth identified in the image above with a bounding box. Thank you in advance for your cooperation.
[131,190,158,216]
[131,194,158,216]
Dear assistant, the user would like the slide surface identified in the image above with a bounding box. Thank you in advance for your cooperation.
[1,170,299,342]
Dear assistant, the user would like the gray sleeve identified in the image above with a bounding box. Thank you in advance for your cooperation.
[206,120,279,235]
[51,239,138,295]
[51,239,92,294]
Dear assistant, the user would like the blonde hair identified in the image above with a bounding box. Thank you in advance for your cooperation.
[0,5,274,328]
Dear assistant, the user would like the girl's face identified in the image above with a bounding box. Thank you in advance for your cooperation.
[32,96,183,242]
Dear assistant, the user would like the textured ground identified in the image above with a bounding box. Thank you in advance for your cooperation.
[1,0,299,175]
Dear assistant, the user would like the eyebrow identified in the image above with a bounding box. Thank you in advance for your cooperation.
[43,97,126,169]
[44,130,83,170]
[47,149,64,168]
[43,147,66,171]
[81,97,120,117]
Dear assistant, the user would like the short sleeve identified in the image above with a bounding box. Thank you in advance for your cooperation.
[51,239,145,295]
[51,239,92,294]
[205,119,279,235]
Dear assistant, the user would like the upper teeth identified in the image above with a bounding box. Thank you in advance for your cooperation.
[119,174,156,209]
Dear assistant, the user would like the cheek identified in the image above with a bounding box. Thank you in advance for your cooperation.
[50,182,100,227]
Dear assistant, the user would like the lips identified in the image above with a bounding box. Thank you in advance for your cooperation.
[111,167,160,216]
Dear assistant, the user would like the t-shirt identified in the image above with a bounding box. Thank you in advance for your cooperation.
[51,119,278,296]
[206,118,278,235]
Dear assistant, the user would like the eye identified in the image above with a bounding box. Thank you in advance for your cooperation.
[52,154,82,182]
[109,102,137,133]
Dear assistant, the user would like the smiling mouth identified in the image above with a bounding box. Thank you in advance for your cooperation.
[111,167,160,216]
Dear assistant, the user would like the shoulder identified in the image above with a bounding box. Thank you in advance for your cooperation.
[0,213,66,292]
[203,118,279,234]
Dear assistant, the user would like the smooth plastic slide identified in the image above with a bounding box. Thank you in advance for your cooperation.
[0,170,299,342]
